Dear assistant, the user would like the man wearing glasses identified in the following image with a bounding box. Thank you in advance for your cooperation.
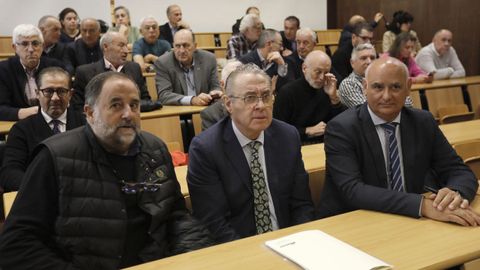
[0,72,212,269]
[0,67,85,192]
[332,22,374,84]
[132,16,171,72]
[188,64,315,244]
[0,24,63,121]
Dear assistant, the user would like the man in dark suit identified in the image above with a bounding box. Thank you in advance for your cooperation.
[38,16,66,62]
[154,29,221,105]
[0,24,63,121]
[0,67,85,192]
[280,16,300,57]
[318,57,480,226]
[284,28,317,82]
[159,4,189,47]
[73,32,152,111]
[64,18,103,74]
[188,64,315,243]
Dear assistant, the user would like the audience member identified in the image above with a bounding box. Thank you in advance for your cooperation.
[0,24,63,121]
[382,10,421,54]
[200,60,243,131]
[0,72,213,269]
[384,32,432,84]
[73,32,152,111]
[232,6,264,34]
[226,14,262,60]
[109,6,141,48]
[274,51,346,144]
[38,15,66,62]
[416,29,465,79]
[58,7,80,43]
[0,67,85,192]
[239,29,288,79]
[132,16,171,72]
[64,18,103,74]
[154,29,221,105]
[188,63,315,244]
[338,13,383,48]
[159,4,190,47]
[318,57,480,228]
[284,28,317,81]
[332,22,373,84]
[280,16,300,57]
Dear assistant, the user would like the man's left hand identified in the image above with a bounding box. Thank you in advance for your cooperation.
[429,187,469,211]
[266,51,285,66]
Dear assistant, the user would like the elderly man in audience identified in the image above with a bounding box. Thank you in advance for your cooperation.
[416,29,466,80]
[318,57,480,227]
[274,51,346,144]
[159,4,190,47]
[338,13,383,48]
[64,18,103,74]
[232,6,264,34]
[226,14,263,60]
[154,29,221,106]
[188,64,315,244]
[284,28,317,82]
[38,15,66,62]
[132,16,171,72]
[332,22,374,84]
[0,24,63,121]
[0,72,213,269]
[74,32,153,111]
[280,16,300,57]
[0,67,85,192]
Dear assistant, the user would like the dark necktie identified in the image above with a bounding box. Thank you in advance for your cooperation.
[248,141,272,234]
[381,123,403,191]
[51,119,61,134]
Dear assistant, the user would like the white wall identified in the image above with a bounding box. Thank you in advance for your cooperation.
[0,0,327,35]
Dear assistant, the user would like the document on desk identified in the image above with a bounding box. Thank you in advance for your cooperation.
[265,230,392,270]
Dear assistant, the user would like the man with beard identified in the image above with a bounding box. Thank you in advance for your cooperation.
[0,67,85,192]
[0,24,63,121]
[73,32,152,111]
[0,72,212,269]
[274,50,346,144]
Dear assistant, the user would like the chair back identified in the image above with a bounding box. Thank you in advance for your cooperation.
[438,104,474,124]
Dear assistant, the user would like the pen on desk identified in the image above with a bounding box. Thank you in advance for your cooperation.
[424,186,438,194]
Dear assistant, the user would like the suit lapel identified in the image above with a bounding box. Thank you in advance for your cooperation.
[222,119,253,195]
[12,57,29,104]
[263,126,280,211]
[193,52,202,95]
[174,54,188,95]
[399,109,416,192]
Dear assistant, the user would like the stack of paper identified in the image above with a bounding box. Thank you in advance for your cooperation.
[265,230,392,270]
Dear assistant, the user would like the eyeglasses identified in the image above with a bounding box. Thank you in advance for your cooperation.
[143,24,158,30]
[38,88,71,98]
[121,180,162,194]
[16,40,42,49]
[229,92,274,106]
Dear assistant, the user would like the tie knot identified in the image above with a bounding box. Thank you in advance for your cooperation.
[381,122,397,134]
[248,141,262,153]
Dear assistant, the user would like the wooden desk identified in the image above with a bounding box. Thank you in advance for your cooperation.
[126,197,480,270]
[440,119,480,145]
[0,121,14,135]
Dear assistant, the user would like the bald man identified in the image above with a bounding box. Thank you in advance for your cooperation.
[38,15,66,62]
[274,50,346,144]
[318,57,480,227]
[416,29,465,79]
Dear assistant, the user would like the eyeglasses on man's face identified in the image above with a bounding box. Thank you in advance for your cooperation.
[16,40,43,49]
[229,92,274,106]
[38,87,71,98]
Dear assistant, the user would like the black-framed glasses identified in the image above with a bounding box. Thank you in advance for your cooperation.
[229,92,274,106]
[121,180,162,194]
[16,40,42,49]
[38,88,71,98]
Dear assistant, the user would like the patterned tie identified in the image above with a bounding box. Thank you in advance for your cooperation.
[51,119,61,134]
[248,141,272,234]
[382,123,404,192]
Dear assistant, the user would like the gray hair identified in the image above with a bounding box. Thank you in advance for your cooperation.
[99,31,121,50]
[239,14,259,33]
[85,72,138,107]
[12,24,44,44]
[257,29,278,48]
[166,4,180,16]
[225,63,271,95]
[38,15,59,28]
[351,43,376,61]
[296,28,317,43]
[139,15,158,27]
[221,60,243,83]
[80,18,100,31]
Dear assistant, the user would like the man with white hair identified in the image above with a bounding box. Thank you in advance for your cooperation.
[284,28,317,81]
[0,24,63,121]
[159,4,190,47]
[132,16,171,72]
[38,15,66,62]
[64,18,103,73]
[226,14,263,60]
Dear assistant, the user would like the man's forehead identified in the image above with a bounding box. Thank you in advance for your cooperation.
[360,29,373,36]
[18,35,40,41]
[143,19,158,26]
[41,74,69,86]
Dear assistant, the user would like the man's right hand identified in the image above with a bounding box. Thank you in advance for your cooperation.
[421,197,480,226]
[191,93,212,106]
[17,106,38,120]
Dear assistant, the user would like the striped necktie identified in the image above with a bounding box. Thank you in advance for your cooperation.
[382,123,404,192]
[51,119,61,134]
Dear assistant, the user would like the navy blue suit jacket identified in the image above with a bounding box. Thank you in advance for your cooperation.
[238,50,279,78]
[187,117,314,243]
[318,104,478,218]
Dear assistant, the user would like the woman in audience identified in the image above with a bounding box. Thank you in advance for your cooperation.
[109,6,140,49]
[385,32,433,83]
[382,10,421,55]
[58,7,80,43]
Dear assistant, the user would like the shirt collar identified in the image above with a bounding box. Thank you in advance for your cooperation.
[41,108,68,125]
[20,60,40,74]
[367,105,401,126]
[179,59,195,71]
[104,58,124,72]
[232,119,265,147]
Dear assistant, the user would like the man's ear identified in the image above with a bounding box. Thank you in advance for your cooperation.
[223,95,233,114]
[84,104,94,123]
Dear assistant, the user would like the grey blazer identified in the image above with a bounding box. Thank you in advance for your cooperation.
[154,50,220,105]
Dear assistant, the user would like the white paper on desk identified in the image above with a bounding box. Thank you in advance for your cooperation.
[265,230,392,270]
